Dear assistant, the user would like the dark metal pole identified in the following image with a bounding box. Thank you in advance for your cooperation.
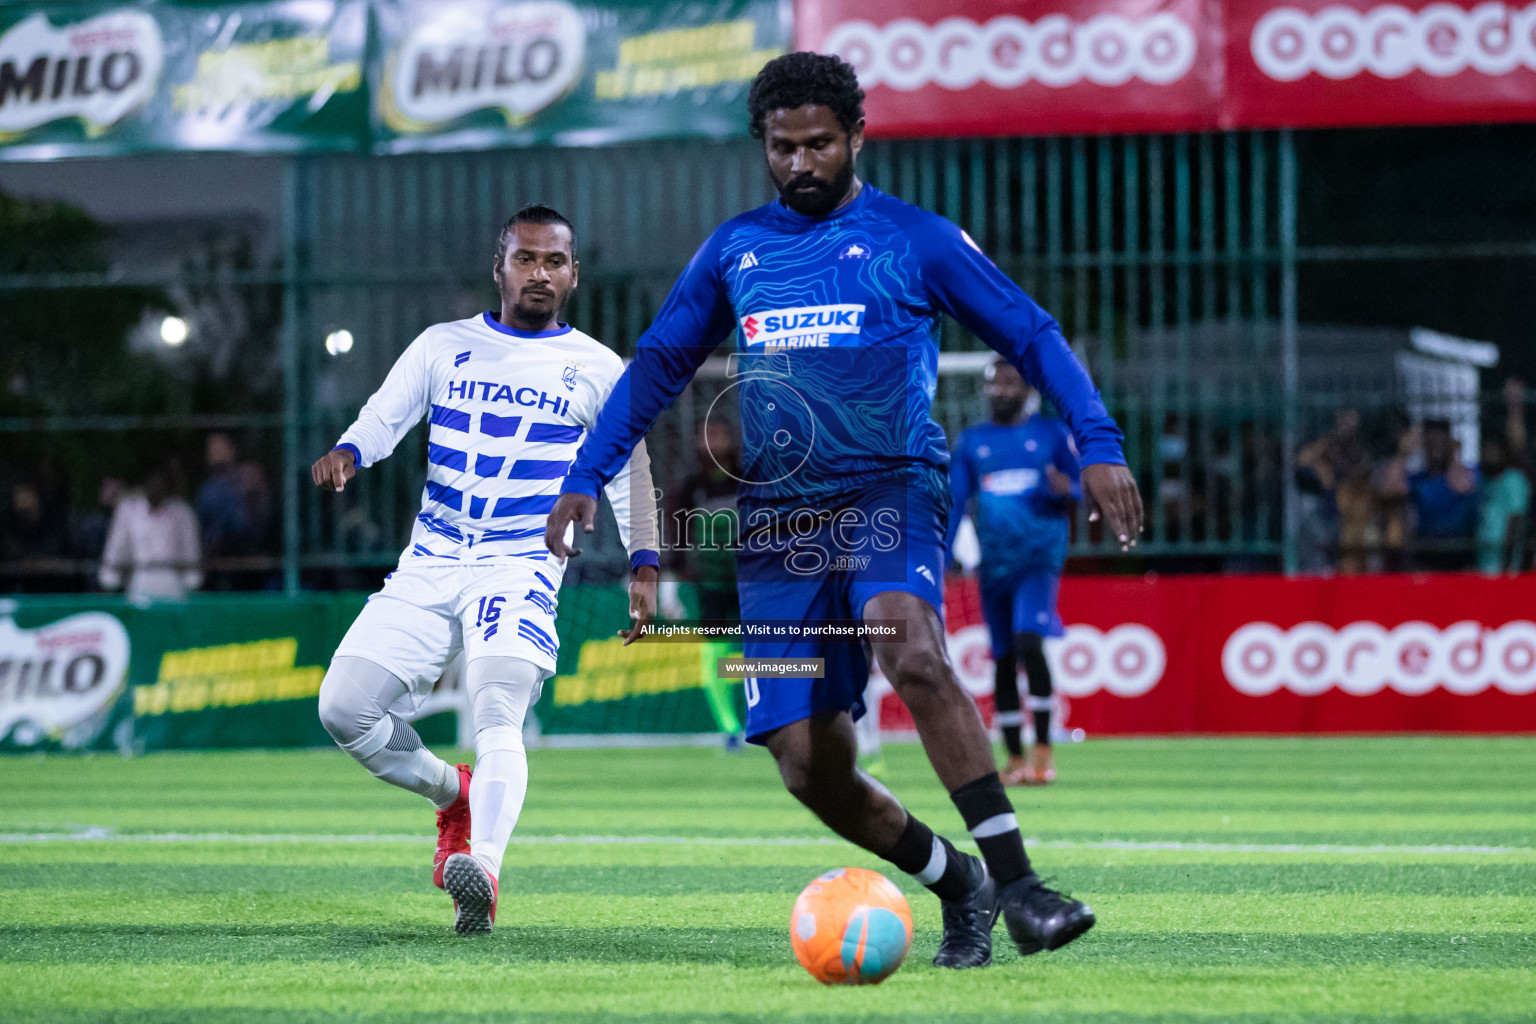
[281,158,304,595]
[1280,131,1300,575]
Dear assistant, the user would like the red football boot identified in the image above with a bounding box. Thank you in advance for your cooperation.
[443,852,498,935]
[432,763,473,889]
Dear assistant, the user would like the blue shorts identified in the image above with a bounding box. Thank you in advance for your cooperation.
[736,478,947,744]
[980,570,1064,658]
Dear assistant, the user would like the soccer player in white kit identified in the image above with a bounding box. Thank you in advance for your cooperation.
[311,205,659,935]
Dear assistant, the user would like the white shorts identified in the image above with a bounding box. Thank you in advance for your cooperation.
[333,561,564,696]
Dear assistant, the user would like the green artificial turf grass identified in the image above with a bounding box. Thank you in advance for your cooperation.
[0,737,1532,1023]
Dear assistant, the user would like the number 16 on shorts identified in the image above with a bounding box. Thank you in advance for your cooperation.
[476,595,505,640]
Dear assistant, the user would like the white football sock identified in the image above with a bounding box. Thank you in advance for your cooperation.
[319,656,461,809]
[465,657,545,879]
[468,731,528,879]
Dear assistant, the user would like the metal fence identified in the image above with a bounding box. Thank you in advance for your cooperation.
[4,127,1533,591]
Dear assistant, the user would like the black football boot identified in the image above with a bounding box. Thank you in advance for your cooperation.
[998,872,1095,955]
[932,854,999,968]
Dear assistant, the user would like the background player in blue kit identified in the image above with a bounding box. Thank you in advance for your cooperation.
[546,53,1143,968]
[950,359,1080,787]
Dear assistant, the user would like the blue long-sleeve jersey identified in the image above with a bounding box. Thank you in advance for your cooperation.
[949,415,1081,580]
[562,184,1125,509]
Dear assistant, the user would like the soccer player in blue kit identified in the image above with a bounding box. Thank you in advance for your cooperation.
[951,359,1081,787]
[546,53,1142,967]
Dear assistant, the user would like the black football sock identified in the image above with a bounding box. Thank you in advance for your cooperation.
[1028,698,1053,748]
[883,812,977,903]
[993,652,1024,757]
[951,772,1031,886]
[1018,632,1054,747]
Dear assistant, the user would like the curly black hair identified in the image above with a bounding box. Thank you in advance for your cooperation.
[747,51,865,140]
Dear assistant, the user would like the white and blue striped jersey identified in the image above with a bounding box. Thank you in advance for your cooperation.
[334,312,659,571]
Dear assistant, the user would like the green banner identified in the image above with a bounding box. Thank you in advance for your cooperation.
[0,589,732,753]
[0,0,785,159]
[0,1,369,158]
[370,0,785,153]
[537,583,731,737]
[0,594,367,753]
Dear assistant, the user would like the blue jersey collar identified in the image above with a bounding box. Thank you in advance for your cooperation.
[771,181,880,227]
[481,312,572,338]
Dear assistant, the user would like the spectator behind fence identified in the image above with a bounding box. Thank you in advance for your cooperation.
[196,434,274,587]
[1380,417,1478,572]
[72,476,125,562]
[2,478,73,592]
[99,461,202,600]
[1297,408,1376,574]
[1478,379,1531,574]
[1477,437,1528,574]
[3,481,69,562]
[1373,414,1415,572]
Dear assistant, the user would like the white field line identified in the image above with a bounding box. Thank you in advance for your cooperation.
[0,828,1528,856]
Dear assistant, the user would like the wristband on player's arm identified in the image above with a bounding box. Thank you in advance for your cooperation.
[332,443,362,468]
[630,550,660,574]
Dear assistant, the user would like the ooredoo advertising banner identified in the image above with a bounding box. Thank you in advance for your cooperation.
[796,0,1536,135]
[875,573,1536,734]
[794,0,1225,137]
[1226,0,1536,129]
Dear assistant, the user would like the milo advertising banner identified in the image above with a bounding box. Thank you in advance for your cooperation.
[0,0,368,158]
[0,603,131,751]
[369,0,787,152]
[0,595,367,752]
[0,588,726,754]
[0,0,786,158]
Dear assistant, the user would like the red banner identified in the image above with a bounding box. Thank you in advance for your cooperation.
[1225,0,1536,129]
[873,573,1536,734]
[794,0,1225,137]
[794,0,1536,135]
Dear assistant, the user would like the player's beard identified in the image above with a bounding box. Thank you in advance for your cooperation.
[776,159,855,218]
[509,286,565,329]
[989,395,1025,423]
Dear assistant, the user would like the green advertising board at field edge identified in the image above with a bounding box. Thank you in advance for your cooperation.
[0,590,727,753]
